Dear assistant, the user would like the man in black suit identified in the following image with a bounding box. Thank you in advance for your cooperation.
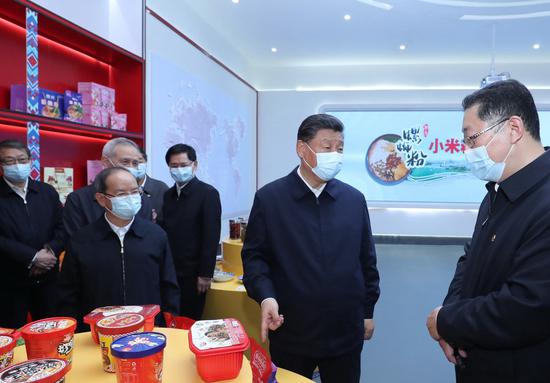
[427,79,550,383]
[160,144,221,320]
[63,138,153,237]
[242,114,380,383]
[136,147,168,222]
[57,167,180,329]
[0,139,65,328]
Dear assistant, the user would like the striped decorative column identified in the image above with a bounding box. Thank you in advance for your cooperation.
[26,8,40,180]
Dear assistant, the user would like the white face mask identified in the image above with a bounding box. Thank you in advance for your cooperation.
[303,144,343,181]
[464,126,514,182]
[170,166,194,184]
[106,193,142,220]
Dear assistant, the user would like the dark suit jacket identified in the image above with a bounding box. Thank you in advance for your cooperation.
[57,215,180,330]
[141,175,169,221]
[439,149,550,383]
[63,184,153,237]
[160,177,221,278]
[0,177,64,287]
[242,168,380,358]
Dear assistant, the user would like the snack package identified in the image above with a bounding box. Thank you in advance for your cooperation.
[63,91,83,123]
[39,89,64,119]
[110,113,127,131]
[250,338,277,383]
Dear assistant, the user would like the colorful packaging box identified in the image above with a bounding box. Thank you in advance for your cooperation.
[82,105,109,128]
[39,89,64,119]
[63,91,83,123]
[110,113,127,131]
[9,85,26,112]
[78,82,115,110]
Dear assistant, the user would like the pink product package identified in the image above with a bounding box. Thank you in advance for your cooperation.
[78,82,115,110]
[83,105,109,128]
[110,113,127,131]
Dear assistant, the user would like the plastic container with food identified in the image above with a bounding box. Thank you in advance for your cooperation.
[84,305,160,344]
[20,317,76,368]
[188,318,249,382]
[96,313,145,373]
[0,358,69,383]
[0,333,19,370]
[111,332,166,383]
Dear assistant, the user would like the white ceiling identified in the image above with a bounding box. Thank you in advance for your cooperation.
[180,0,550,89]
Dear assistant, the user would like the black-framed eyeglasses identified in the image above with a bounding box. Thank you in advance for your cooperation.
[464,117,509,147]
[0,157,31,166]
[103,190,142,198]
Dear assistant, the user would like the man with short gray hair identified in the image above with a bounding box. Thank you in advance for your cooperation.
[63,138,153,237]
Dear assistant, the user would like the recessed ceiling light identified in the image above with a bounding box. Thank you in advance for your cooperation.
[399,44,406,50]
[232,0,239,3]
[344,14,352,21]
[533,43,541,50]
[271,47,278,53]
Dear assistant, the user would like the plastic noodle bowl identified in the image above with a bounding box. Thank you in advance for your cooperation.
[0,334,18,370]
[84,305,160,344]
[111,332,166,383]
[20,318,76,369]
[96,313,145,373]
[188,318,250,382]
[0,358,69,383]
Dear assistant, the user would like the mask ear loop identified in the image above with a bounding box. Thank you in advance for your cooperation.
[301,142,316,170]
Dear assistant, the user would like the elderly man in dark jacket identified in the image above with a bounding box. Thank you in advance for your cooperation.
[426,80,550,383]
[0,139,65,328]
[242,114,380,383]
[57,167,179,330]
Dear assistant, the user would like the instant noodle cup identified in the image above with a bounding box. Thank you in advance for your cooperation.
[84,305,160,344]
[0,358,69,383]
[0,334,18,370]
[188,318,250,382]
[111,332,166,383]
[96,313,145,373]
[20,318,76,369]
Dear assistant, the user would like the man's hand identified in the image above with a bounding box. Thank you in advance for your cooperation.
[29,265,48,278]
[33,249,57,270]
[438,339,468,365]
[426,306,442,340]
[197,277,212,294]
[364,319,375,340]
[260,298,284,342]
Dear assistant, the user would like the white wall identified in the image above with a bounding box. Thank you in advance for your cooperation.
[258,89,550,237]
[33,0,143,57]
[145,0,253,82]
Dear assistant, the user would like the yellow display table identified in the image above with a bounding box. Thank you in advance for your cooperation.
[12,328,312,382]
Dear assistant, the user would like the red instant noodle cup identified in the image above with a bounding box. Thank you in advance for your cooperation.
[20,318,76,370]
[96,313,145,373]
[0,333,19,370]
[84,305,160,344]
[0,358,69,383]
[188,318,250,382]
[111,332,166,383]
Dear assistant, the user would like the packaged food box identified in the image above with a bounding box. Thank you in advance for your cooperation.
[111,332,166,383]
[84,305,160,344]
[20,317,77,369]
[9,84,26,112]
[0,359,69,383]
[63,91,83,123]
[110,112,127,131]
[97,313,145,373]
[39,89,64,119]
[0,333,19,370]
[188,318,249,382]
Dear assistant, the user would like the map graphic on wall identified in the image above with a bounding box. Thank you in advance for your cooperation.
[149,52,256,218]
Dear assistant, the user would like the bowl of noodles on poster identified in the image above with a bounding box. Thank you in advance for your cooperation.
[366,134,410,185]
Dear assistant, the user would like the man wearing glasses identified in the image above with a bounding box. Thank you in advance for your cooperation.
[160,144,221,320]
[0,139,65,328]
[426,79,550,382]
[63,137,153,237]
[57,167,180,329]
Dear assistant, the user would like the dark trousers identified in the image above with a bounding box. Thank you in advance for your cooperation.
[0,278,58,329]
[270,343,363,383]
[178,275,207,320]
